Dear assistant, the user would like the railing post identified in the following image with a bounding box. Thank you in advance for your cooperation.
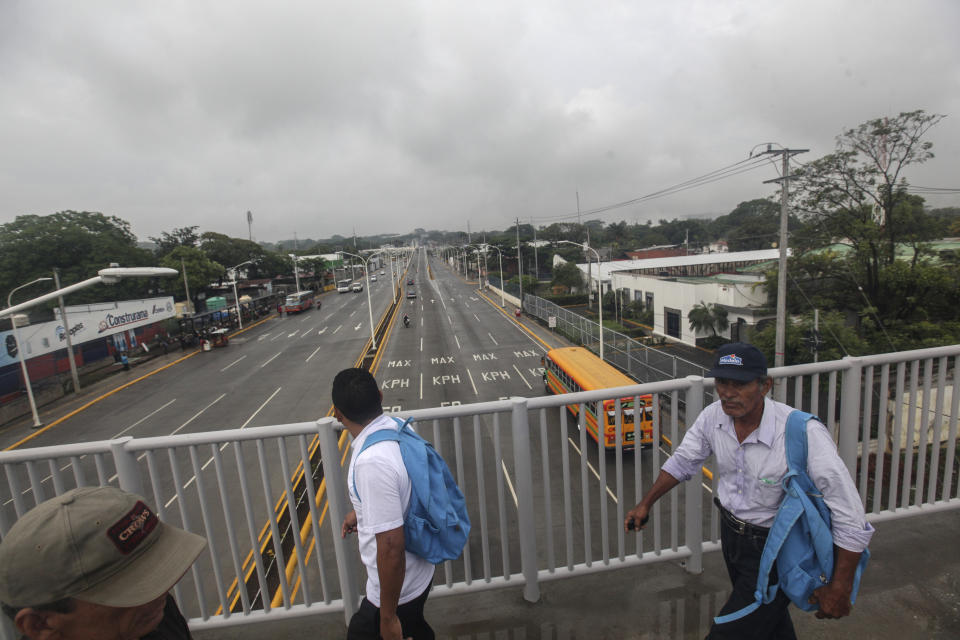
[681,376,704,574]
[110,437,144,496]
[316,418,360,625]
[838,356,863,479]
[511,397,540,602]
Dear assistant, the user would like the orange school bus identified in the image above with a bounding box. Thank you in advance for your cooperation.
[542,347,654,449]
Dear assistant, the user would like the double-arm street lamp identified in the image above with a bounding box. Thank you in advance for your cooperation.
[558,240,604,361]
[339,251,377,350]
[2,267,179,428]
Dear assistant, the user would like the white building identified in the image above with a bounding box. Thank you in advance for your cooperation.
[576,249,785,346]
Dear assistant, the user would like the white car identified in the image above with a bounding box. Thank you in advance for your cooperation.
[370,275,377,282]
[351,282,363,293]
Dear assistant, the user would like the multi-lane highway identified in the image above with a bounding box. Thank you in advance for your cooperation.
[1,247,705,618]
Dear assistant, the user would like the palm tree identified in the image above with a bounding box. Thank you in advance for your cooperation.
[688,301,730,337]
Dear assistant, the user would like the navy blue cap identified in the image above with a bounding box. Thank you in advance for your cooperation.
[707,342,767,381]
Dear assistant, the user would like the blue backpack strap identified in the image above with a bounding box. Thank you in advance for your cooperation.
[714,410,818,625]
[350,417,410,502]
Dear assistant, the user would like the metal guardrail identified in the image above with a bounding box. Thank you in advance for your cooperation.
[0,345,958,637]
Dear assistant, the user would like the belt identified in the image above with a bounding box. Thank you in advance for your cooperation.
[714,497,770,537]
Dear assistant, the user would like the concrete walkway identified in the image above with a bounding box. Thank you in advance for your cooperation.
[193,508,960,640]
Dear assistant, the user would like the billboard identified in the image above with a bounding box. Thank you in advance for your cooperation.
[1,297,175,368]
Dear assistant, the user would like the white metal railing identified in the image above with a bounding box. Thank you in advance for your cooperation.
[0,345,958,637]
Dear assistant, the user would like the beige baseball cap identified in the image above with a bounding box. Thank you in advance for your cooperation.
[0,486,207,608]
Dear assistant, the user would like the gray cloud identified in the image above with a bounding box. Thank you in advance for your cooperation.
[2,0,958,242]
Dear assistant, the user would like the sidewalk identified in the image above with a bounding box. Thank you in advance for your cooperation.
[194,508,960,639]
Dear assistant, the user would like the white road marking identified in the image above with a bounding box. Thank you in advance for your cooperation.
[260,352,281,368]
[333,325,342,334]
[301,326,316,338]
[419,372,423,400]
[501,460,519,507]
[488,333,499,345]
[287,331,298,338]
[318,327,327,335]
[258,334,270,341]
[354,323,362,331]
[220,355,247,372]
[473,313,480,322]
[270,333,284,342]
[467,369,479,395]
[566,438,618,503]
[306,344,323,362]
[168,387,281,507]
[454,335,461,350]
[512,364,532,390]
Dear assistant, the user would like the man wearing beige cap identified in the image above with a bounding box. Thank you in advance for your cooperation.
[0,486,207,639]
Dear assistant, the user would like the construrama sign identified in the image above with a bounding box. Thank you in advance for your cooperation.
[0,297,175,368]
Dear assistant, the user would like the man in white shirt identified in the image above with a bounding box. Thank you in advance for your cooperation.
[335,368,435,640]
[625,343,874,639]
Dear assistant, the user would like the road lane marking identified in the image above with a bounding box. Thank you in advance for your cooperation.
[473,313,480,322]
[454,335,461,350]
[488,332,499,345]
[305,344,324,363]
[333,325,342,334]
[220,355,247,372]
[501,460,518,507]
[354,323,362,331]
[112,399,177,439]
[419,372,423,400]
[318,327,327,335]
[108,394,227,484]
[301,326,316,338]
[287,331,298,338]
[270,333,284,342]
[169,387,281,507]
[512,364,532,390]
[258,334,270,341]
[260,352,281,368]
[566,437,618,503]
[420,337,423,352]
[467,369,478,395]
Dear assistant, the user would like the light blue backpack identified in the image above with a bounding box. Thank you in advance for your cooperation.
[352,417,471,564]
[715,410,870,624]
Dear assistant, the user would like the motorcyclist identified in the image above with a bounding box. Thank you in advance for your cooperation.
[403,313,410,328]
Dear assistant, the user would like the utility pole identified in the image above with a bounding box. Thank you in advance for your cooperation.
[515,218,522,308]
[531,217,539,283]
[247,210,253,242]
[180,257,193,314]
[53,269,81,392]
[761,146,808,376]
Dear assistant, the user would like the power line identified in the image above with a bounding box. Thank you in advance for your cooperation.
[531,154,772,223]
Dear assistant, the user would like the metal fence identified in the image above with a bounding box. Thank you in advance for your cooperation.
[0,345,958,637]
[522,293,709,382]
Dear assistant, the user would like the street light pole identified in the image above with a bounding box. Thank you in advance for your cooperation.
[8,277,53,428]
[559,240,604,361]
[52,269,81,393]
[340,250,377,350]
[228,260,254,330]
[289,254,301,294]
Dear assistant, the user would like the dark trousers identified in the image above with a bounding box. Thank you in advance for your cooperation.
[706,518,797,640]
[347,582,434,640]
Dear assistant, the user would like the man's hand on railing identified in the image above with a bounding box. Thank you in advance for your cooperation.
[341,510,358,538]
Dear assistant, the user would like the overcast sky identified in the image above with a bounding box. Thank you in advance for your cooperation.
[2,1,958,243]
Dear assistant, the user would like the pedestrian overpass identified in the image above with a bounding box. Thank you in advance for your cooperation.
[0,345,957,639]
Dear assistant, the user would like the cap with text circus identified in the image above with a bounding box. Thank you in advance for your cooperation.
[0,486,206,608]
[707,342,768,382]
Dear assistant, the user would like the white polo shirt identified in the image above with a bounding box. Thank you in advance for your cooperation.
[348,414,435,607]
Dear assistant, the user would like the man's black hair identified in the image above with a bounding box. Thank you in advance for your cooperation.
[331,368,383,425]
